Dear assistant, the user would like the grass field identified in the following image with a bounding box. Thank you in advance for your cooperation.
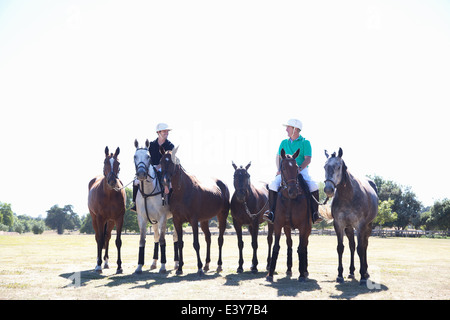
[0,232,449,300]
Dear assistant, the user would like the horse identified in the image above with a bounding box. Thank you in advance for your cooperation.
[160,145,230,275]
[324,148,378,284]
[266,148,312,282]
[88,146,126,274]
[231,161,274,273]
[133,139,179,274]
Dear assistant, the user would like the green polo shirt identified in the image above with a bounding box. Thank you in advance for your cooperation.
[278,135,312,167]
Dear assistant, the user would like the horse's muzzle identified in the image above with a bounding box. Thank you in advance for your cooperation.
[136,168,147,181]
[324,181,335,197]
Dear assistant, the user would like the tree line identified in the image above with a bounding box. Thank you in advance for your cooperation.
[1,175,449,235]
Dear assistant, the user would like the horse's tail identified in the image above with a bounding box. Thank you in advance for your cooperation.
[368,180,378,195]
[216,179,231,211]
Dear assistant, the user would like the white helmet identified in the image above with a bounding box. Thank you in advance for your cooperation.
[155,123,172,132]
[283,119,303,131]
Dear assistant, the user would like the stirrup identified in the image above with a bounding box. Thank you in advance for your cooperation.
[263,210,274,224]
[312,211,323,224]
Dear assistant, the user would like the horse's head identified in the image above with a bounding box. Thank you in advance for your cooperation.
[134,139,151,181]
[324,147,347,197]
[103,146,121,189]
[159,145,180,190]
[280,148,300,199]
[232,161,252,203]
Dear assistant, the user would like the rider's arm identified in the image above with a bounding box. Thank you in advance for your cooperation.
[275,154,281,175]
[298,156,311,173]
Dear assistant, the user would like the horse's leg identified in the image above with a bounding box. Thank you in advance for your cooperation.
[216,208,228,272]
[233,218,244,273]
[266,229,281,282]
[103,221,114,269]
[335,222,345,283]
[174,218,184,275]
[135,214,147,274]
[249,223,259,273]
[266,223,274,271]
[93,215,103,273]
[115,217,124,274]
[172,227,179,270]
[150,223,159,270]
[158,216,168,274]
[284,226,293,277]
[357,223,372,284]
[345,227,356,279]
[298,229,310,282]
[192,220,204,275]
[200,221,211,272]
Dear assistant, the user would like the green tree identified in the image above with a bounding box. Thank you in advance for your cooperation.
[45,204,79,234]
[426,199,450,230]
[0,202,14,228]
[374,199,398,227]
[80,214,95,234]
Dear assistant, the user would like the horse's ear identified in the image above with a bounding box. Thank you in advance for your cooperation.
[293,149,300,160]
[145,139,150,148]
[159,146,165,155]
[105,146,109,156]
[325,150,329,159]
[338,147,343,158]
[245,162,252,171]
[171,145,179,163]
[280,148,286,159]
[114,147,120,158]
[232,161,238,170]
[134,139,139,148]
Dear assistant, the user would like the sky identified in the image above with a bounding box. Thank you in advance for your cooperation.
[0,0,449,218]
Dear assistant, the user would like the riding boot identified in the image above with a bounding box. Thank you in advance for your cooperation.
[263,190,278,224]
[310,190,322,223]
[131,185,138,211]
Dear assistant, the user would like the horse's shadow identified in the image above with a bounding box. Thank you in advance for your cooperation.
[329,278,389,299]
[59,268,222,289]
[263,274,321,297]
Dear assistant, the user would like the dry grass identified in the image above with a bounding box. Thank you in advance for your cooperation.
[0,232,449,300]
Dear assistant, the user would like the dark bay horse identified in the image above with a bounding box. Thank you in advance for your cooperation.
[160,146,230,275]
[324,148,378,284]
[266,148,312,282]
[88,147,126,274]
[231,162,273,273]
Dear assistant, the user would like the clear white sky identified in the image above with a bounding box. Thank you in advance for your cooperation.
[1,0,449,218]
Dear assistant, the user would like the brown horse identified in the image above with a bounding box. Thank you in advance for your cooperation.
[160,146,230,275]
[324,148,378,284]
[266,148,312,282]
[88,146,126,274]
[231,161,273,273]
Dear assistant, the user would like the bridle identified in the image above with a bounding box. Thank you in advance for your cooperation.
[280,158,300,192]
[233,170,268,220]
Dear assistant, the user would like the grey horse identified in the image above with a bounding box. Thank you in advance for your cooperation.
[133,139,178,274]
[324,148,378,284]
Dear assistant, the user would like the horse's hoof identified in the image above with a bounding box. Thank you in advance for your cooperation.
[203,264,210,272]
[251,268,258,274]
[216,266,223,273]
[116,268,123,274]
[237,267,243,273]
[348,274,355,279]
[360,279,368,286]
[336,276,344,283]
[197,269,204,276]
[135,270,142,275]
[266,275,273,282]
[286,271,292,277]
[298,276,306,282]
[94,266,102,274]
[150,264,157,271]
[159,268,167,274]
[176,269,183,275]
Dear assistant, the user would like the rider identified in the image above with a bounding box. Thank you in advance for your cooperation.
[131,123,174,211]
[263,119,322,224]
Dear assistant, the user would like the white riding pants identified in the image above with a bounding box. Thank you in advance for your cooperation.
[269,167,319,193]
